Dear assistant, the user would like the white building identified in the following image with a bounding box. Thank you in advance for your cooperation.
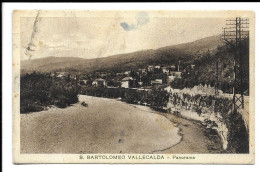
[162,67,169,74]
[92,78,107,87]
[167,76,176,84]
[56,72,67,78]
[147,66,155,72]
[170,65,176,70]
[170,71,182,78]
[151,79,163,85]
[121,77,133,88]
[124,71,131,76]
[138,81,143,86]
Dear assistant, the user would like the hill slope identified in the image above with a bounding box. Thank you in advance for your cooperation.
[21,34,223,74]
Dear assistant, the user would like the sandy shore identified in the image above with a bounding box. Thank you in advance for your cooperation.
[20,95,222,154]
[131,105,223,154]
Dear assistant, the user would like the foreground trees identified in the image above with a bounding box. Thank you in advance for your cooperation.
[20,72,79,113]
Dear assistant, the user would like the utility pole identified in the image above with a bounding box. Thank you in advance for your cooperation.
[178,61,181,72]
[215,46,223,96]
[222,17,249,111]
[215,55,219,96]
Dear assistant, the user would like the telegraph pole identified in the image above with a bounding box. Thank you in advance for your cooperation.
[222,17,249,111]
[215,56,219,96]
[178,61,181,72]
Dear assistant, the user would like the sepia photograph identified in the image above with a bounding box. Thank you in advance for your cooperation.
[12,10,255,164]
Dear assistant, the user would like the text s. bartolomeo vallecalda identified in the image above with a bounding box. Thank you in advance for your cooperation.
[84,155,195,160]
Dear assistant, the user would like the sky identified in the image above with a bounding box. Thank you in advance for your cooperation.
[20,11,226,61]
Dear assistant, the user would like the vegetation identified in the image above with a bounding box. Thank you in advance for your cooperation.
[81,87,169,111]
[226,112,249,153]
[20,72,79,113]
[169,93,233,115]
[80,87,124,98]
[168,92,249,153]
[173,38,249,95]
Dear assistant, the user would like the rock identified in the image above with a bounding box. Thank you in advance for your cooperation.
[81,101,88,107]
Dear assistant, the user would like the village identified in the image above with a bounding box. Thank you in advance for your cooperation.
[54,63,193,91]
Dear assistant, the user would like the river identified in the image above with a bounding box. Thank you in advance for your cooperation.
[20,95,222,154]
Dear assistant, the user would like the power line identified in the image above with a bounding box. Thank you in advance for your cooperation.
[222,17,249,112]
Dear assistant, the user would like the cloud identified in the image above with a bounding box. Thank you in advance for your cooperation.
[120,11,149,31]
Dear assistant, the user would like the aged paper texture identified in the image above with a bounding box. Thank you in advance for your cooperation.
[13,10,255,164]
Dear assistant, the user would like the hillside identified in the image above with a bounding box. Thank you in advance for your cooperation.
[21,34,223,75]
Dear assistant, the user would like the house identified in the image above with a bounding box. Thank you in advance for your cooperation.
[151,79,163,85]
[116,73,123,76]
[73,75,79,80]
[80,79,88,85]
[92,78,107,87]
[138,68,147,74]
[121,77,133,88]
[142,69,147,74]
[50,72,56,77]
[167,76,176,84]
[191,64,196,69]
[138,81,143,86]
[147,66,155,72]
[56,72,67,78]
[124,71,131,76]
[170,65,176,70]
[155,65,161,69]
[100,72,108,77]
[162,67,169,74]
[170,71,182,78]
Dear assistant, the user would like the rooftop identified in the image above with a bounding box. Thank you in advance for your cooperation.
[122,77,133,81]
[94,78,105,81]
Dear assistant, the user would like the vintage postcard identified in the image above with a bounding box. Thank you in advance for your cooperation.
[13,10,255,164]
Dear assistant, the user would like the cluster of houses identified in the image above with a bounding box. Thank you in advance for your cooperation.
[120,65,185,89]
[91,65,187,89]
[52,64,195,89]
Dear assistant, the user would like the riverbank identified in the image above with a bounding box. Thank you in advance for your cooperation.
[131,104,223,153]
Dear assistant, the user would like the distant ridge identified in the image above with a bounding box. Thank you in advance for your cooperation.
[21,34,224,74]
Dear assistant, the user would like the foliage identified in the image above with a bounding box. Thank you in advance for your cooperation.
[179,39,249,94]
[168,92,248,153]
[226,112,249,153]
[20,72,79,113]
[81,87,169,111]
[169,93,233,116]
[81,87,124,98]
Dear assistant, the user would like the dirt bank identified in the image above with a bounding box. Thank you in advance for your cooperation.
[131,105,223,154]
